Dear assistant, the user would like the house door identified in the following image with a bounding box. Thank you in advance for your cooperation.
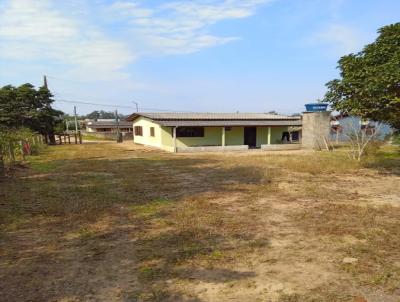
[244,127,257,148]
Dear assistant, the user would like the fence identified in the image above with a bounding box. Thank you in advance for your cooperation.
[55,132,82,145]
[81,131,133,140]
[0,129,45,177]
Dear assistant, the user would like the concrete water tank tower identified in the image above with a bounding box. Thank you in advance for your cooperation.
[302,103,331,150]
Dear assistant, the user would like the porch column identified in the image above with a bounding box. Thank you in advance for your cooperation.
[268,127,271,145]
[173,126,177,153]
[221,127,226,148]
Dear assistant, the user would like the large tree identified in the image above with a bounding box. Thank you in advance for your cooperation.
[324,23,400,130]
[0,84,63,144]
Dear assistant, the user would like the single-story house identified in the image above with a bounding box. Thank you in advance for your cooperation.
[86,119,133,133]
[126,113,302,152]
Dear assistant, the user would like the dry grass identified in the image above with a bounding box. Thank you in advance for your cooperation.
[0,142,399,302]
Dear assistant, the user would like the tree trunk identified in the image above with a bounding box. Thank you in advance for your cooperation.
[8,143,15,165]
[48,132,56,145]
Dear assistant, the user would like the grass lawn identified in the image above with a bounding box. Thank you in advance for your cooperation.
[0,142,399,302]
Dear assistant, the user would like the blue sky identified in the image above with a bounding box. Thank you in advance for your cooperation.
[0,0,399,115]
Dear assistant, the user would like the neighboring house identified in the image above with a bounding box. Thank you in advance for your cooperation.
[330,114,393,142]
[126,113,302,152]
[86,119,133,133]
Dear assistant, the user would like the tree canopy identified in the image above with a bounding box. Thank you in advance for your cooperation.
[85,110,117,120]
[324,23,400,130]
[0,84,63,141]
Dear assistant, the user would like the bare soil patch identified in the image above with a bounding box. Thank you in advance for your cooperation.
[0,142,399,301]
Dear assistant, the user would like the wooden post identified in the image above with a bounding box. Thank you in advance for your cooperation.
[68,134,71,144]
[173,127,177,153]
[222,127,226,148]
[268,127,271,145]
[78,131,82,144]
[8,143,15,165]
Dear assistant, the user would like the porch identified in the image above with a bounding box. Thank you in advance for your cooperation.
[170,126,301,153]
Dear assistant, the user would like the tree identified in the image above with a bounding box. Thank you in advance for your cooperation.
[324,23,400,130]
[0,84,63,144]
[85,110,115,120]
[339,118,382,161]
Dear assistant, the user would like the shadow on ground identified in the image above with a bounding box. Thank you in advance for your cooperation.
[0,152,269,301]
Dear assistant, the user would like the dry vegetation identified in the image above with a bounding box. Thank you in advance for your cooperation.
[0,142,399,302]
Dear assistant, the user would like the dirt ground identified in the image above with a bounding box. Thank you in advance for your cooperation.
[0,142,399,302]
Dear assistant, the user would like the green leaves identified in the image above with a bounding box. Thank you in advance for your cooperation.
[0,83,63,134]
[324,23,400,130]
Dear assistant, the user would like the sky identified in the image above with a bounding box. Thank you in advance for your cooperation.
[0,0,399,116]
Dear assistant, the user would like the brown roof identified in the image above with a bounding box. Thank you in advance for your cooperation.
[157,120,302,126]
[126,112,302,127]
[127,112,299,121]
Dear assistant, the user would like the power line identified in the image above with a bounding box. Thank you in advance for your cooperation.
[56,99,135,109]
[47,75,194,112]
[55,98,194,112]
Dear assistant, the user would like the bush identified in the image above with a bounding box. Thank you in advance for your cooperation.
[393,133,400,145]
[363,140,384,157]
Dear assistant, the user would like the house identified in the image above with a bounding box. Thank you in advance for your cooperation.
[86,119,133,133]
[330,114,393,142]
[126,113,302,152]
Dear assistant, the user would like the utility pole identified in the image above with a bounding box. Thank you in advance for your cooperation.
[43,75,48,89]
[74,106,79,144]
[115,109,122,143]
[43,75,56,144]
[132,101,139,112]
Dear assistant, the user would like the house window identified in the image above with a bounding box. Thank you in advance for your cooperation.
[134,126,143,136]
[176,127,204,137]
[150,127,155,137]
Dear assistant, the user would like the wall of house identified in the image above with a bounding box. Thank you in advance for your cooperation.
[161,126,223,151]
[255,126,289,147]
[160,127,174,152]
[256,127,268,147]
[271,126,289,144]
[132,122,293,152]
[226,127,244,145]
[133,117,163,148]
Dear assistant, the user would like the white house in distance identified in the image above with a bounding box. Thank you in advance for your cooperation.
[86,119,133,133]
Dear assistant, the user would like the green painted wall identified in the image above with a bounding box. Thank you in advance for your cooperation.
[245,126,290,147]
[271,126,289,144]
[162,126,223,148]
[160,126,174,151]
[133,122,291,152]
[226,127,244,145]
[256,127,268,147]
